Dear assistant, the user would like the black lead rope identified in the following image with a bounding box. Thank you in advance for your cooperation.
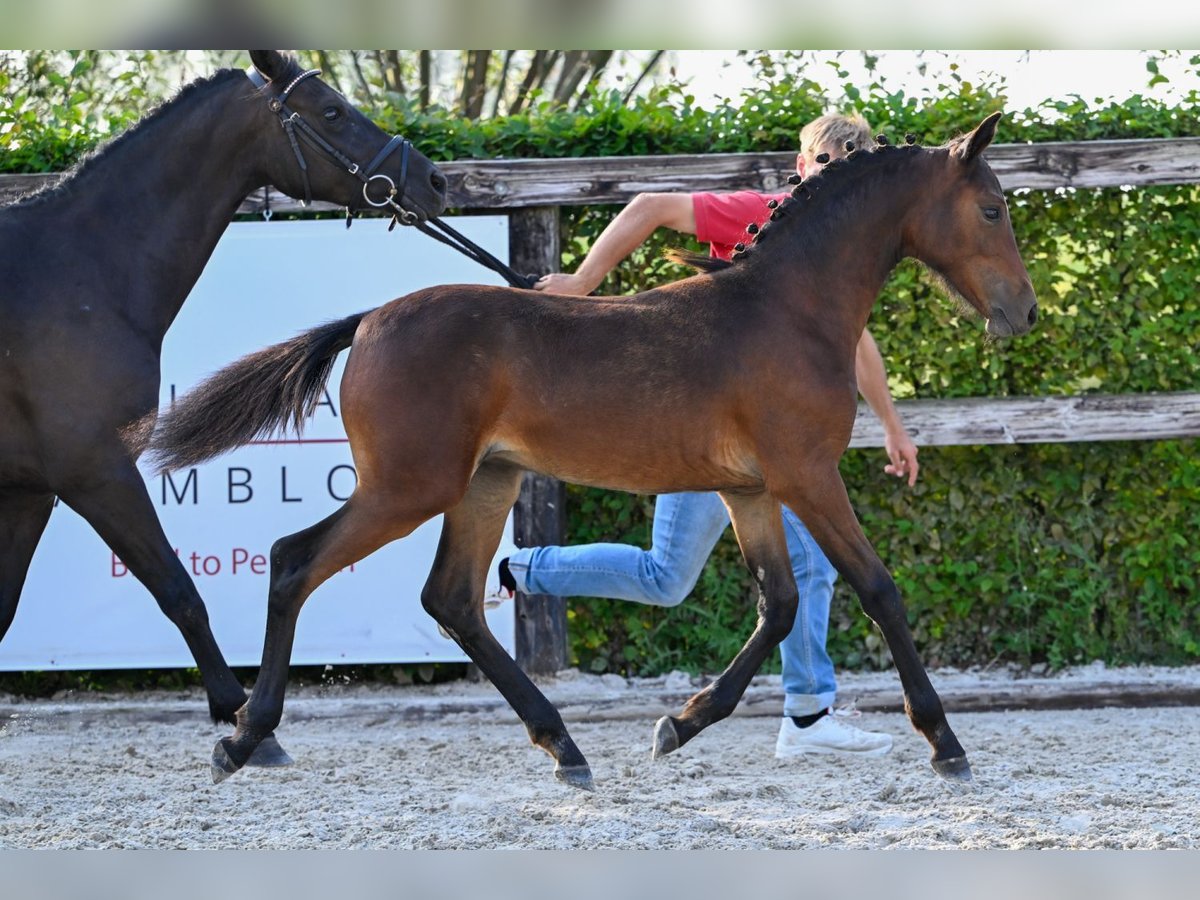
[402,216,538,290]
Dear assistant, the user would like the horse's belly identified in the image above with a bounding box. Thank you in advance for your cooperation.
[485,428,763,495]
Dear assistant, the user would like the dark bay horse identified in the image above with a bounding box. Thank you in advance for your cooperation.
[149,113,1037,789]
[0,50,447,764]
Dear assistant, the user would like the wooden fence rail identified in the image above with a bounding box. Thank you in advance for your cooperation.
[3,137,1199,213]
[4,137,1197,673]
[852,392,1200,447]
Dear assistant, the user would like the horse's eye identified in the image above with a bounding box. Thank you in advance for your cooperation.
[323,107,341,122]
[983,206,1001,221]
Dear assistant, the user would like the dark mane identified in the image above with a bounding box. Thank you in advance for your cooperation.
[3,67,268,211]
[717,141,928,270]
[655,142,930,279]
[664,125,1001,280]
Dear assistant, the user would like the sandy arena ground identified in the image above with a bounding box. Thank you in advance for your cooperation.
[1,666,1198,849]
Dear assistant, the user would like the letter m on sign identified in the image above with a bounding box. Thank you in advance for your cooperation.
[161,469,198,505]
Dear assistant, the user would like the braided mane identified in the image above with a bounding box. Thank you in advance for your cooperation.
[665,135,933,275]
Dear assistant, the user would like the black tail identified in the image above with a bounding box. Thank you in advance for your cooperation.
[146,311,369,472]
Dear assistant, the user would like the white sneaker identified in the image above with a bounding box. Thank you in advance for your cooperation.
[774,709,893,758]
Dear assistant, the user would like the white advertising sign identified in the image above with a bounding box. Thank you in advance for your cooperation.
[2,216,518,670]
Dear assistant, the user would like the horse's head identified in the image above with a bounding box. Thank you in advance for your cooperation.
[248,50,447,222]
[910,112,1038,337]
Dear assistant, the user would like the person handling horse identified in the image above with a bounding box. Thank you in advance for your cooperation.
[499,113,917,760]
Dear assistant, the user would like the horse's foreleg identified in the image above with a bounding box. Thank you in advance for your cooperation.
[653,489,798,758]
[61,472,245,720]
[422,462,593,790]
[0,490,55,641]
[59,464,292,767]
[211,490,427,783]
[777,473,971,782]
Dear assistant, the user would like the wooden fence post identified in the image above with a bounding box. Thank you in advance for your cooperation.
[508,207,568,675]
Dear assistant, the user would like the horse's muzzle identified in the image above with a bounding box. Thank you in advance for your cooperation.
[987,285,1038,337]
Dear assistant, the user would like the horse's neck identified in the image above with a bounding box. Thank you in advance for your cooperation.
[49,74,265,339]
[751,157,926,347]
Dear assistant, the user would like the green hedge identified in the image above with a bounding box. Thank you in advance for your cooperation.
[4,62,1197,675]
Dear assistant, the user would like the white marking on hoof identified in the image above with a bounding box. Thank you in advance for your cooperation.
[652,716,680,759]
[210,739,242,784]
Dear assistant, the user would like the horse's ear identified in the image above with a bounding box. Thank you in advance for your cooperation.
[957,111,1003,163]
[249,51,287,82]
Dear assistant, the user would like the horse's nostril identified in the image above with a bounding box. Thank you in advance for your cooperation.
[430,172,447,194]
[1028,304,1038,326]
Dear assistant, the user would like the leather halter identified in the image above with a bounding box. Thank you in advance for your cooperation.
[247,66,417,222]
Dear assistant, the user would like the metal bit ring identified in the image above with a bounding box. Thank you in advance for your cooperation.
[362,173,398,208]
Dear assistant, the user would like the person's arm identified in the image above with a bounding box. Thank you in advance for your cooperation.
[855,329,920,487]
[534,193,696,296]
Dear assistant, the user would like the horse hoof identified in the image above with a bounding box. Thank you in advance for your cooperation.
[555,764,595,792]
[931,755,973,783]
[651,716,680,759]
[210,737,244,784]
[245,733,294,768]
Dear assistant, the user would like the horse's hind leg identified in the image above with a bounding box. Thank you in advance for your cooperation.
[652,489,799,758]
[421,461,593,790]
[57,460,291,767]
[0,490,55,642]
[212,488,442,782]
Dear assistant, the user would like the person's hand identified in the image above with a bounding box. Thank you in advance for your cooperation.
[883,428,920,487]
[533,272,596,296]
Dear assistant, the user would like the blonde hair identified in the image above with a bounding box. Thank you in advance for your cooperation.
[799,113,872,159]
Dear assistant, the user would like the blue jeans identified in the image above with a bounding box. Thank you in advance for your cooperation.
[507,491,837,716]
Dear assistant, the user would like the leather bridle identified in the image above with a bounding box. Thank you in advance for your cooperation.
[247,65,536,289]
[247,66,419,223]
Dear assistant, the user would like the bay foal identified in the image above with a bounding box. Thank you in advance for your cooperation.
[150,113,1037,788]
